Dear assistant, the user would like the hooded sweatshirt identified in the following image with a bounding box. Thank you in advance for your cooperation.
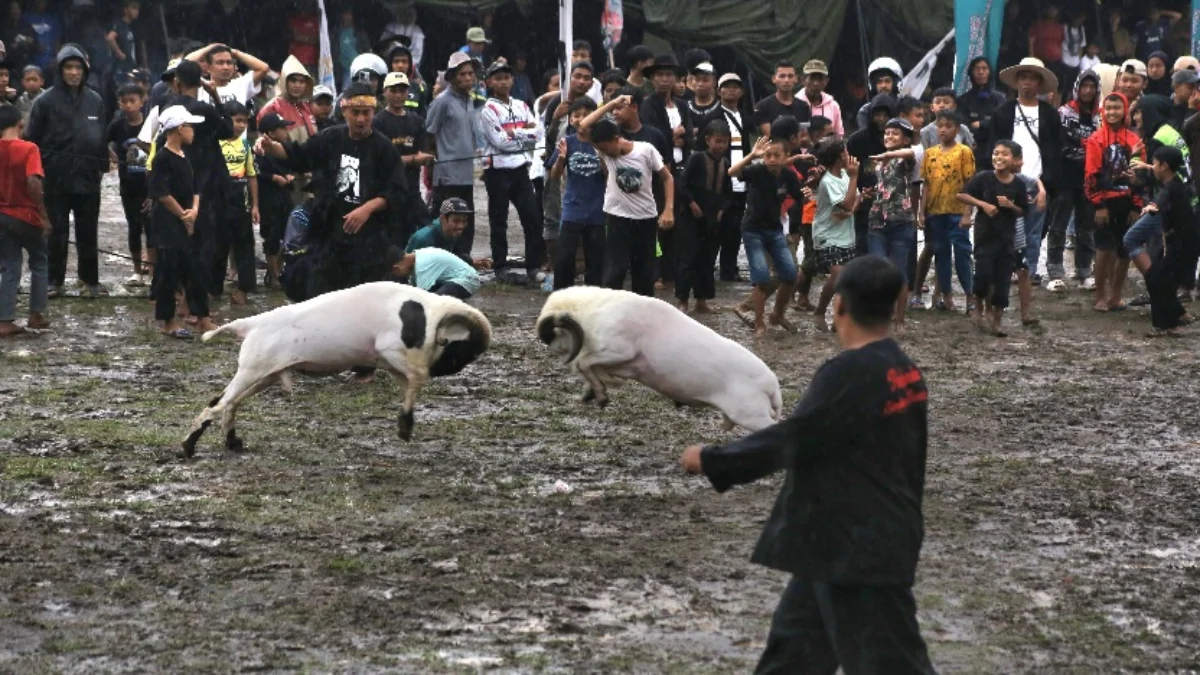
[1059,70,1102,188]
[1145,51,1173,97]
[1083,92,1142,206]
[847,93,895,191]
[23,45,108,195]
[855,63,902,131]
[957,57,1007,168]
[257,55,317,145]
[1139,93,1191,185]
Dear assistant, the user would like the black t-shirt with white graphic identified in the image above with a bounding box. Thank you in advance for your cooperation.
[372,109,428,195]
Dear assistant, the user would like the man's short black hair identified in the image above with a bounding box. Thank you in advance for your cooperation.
[116,83,145,99]
[994,139,1023,159]
[896,95,924,116]
[705,119,732,138]
[600,68,628,88]
[834,255,906,328]
[809,115,831,136]
[573,39,591,53]
[815,137,847,168]
[342,82,375,100]
[774,59,797,73]
[206,44,232,62]
[572,60,595,75]
[931,87,956,102]
[770,115,801,141]
[175,60,203,88]
[0,105,21,132]
[224,100,249,117]
[590,117,621,144]
[568,96,598,115]
[613,85,644,107]
[627,45,655,66]
[1153,144,1185,173]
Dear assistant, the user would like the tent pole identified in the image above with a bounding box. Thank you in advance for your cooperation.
[159,3,170,62]
[856,0,869,85]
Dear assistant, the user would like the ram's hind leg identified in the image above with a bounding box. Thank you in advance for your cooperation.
[220,373,282,452]
[183,366,272,457]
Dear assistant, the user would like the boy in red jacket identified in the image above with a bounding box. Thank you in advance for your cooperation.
[1084,92,1142,312]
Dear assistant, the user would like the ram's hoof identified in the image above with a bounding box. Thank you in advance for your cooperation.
[398,409,415,442]
[581,388,596,404]
[225,430,245,452]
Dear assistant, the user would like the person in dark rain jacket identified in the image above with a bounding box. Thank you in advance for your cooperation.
[24,44,108,298]
[680,254,937,675]
[957,56,1008,170]
[846,93,895,254]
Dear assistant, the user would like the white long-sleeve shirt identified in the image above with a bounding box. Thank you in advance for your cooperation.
[480,96,542,170]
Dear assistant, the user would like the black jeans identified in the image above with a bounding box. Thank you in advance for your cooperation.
[675,210,718,302]
[554,221,605,289]
[484,166,545,273]
[431,184,475,263]
[755,578,936,675]
[718,192,746,280]
[1148,249,1191,329]
[154,244,210,321]
[120,187,149,257]
[603,215,658,296]
[210,195,258,295]
[308,240,392,299]
[47,191,101,287]
[1046,186,1095,278]
[431,281,473,299]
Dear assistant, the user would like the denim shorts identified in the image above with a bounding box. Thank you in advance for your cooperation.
[867,220,916,282]
[743,228,797,285]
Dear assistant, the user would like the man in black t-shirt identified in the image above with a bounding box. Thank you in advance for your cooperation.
[752,60,812,137]
[681,255,936,675]
[373,71,433,248]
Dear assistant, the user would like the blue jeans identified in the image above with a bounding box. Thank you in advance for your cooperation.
[927,214,973,296]
[0,214,49,322]
[1123,212,1163,260]
[1024,202,1046,276]
[867,221,916,282]
[743,228,797,285]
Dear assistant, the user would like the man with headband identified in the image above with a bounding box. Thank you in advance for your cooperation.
[257,83,409,297]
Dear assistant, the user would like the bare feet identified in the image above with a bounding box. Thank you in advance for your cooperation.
[754,323,768,338]
[194,318,219,333]
[231,290,247,305]
[693,301,714,314]
[654,280,665,291]
[812,310,829,333]
[0,321,27,337]
[26,313,51,330]
[893,321,906,337]
[769,313,797,333]
[676,300,689,313]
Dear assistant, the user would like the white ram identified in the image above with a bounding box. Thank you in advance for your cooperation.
[183,282,491,456]
[536,287,782,431]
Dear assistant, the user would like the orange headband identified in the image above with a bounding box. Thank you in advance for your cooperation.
[342,95,377,109]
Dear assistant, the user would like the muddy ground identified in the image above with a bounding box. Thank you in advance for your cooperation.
[1,176,1199,673]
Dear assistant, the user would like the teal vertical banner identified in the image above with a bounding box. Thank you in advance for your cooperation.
[954,0,1006,93]
[1192,1,1200,56]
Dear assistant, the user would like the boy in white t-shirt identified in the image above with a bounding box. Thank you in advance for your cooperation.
[805,138,861,332]
[577,96,675,296]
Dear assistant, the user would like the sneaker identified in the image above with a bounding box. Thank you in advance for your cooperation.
[125,273,145,287]
[47,284,62,299]
[1129,294,1151,307]
[84,284,109,299]
[1065,235,1076,250]
[1082,277,1097,291]
[1046,279,1068,293]
[541,273,554,292]
[908,297,926,310]
[1031,274,1043,287]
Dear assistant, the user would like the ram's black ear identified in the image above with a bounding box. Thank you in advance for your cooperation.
[400,301,426,349]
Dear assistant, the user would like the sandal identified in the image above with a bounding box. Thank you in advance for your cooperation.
[733,309,756,330]
[1146,328,1181,338]
[164,328,194,340]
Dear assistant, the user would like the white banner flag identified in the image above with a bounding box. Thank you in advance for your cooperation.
[317,0,337,96]
[900,28,954,99]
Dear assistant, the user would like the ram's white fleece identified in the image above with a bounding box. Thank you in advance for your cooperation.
[537,287,782,432]
[183,283,491,456]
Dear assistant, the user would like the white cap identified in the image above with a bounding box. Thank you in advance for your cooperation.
[159,105,205,132]
[383,71,410,88]
[312,84,335,99]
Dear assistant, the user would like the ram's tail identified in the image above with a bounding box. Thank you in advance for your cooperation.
[201,318,253,343]
[536,313,585,364]
[771,384,783,422]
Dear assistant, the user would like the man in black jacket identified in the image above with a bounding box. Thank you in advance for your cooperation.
[846,93,895,255]
[681,255,936,675]
[706,73,752,281]
[991,57,1065,282]
[640,54,692,288]
[25,44,108,298]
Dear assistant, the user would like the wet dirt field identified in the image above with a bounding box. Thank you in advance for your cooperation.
[2,177,1199,673]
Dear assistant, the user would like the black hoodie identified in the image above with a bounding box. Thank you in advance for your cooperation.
[958,57,1008,168]
[24,45,108,195]
[847,93,895,192]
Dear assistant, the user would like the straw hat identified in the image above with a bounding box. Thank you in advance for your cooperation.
[999,57,1058,95]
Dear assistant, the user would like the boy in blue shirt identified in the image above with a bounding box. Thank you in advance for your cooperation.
[548,97,605,289]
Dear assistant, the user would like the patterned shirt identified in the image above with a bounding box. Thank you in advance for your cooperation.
[868,156,916,226]
[922,143,975,215]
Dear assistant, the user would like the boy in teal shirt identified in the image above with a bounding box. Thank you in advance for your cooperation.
[390,247,480,299]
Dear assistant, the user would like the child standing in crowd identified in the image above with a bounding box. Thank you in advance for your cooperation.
[254,113,297,288]
[919,88,974,149]
[730,136,806,336]
[958,140,1029,337]
[215,101,259,305]
[577,99,675,297]
[107,83,150,287]
[16,66,44,126]
[373,71,433,248]
[311,85,337,131]
[808,138,860,332]
[675,120,732,314]
[922,110,976,313]
[1132,146,1197,336]
[0,105,51,337]
[1085,92,1140,312]
[548,97,605,290]
[866,118,919,331]
[149,106,216,339]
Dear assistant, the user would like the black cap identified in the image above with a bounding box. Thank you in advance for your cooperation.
[439,197,474,216]
[258,112,295,133]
